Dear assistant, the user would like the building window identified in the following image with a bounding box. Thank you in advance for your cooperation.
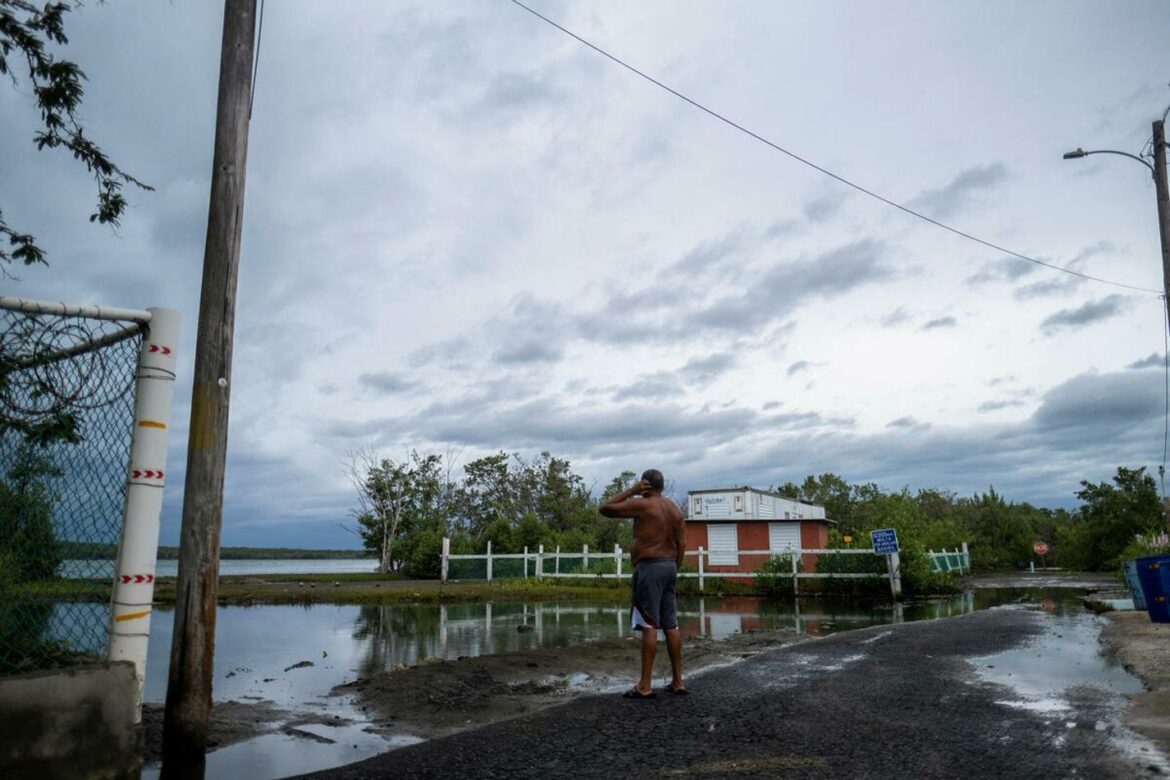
[693,497,703,516]
[769,522,800,553]
[707,524,738,566]
[734,494,743,513]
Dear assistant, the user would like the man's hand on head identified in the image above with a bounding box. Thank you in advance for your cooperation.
[634,479,652,497]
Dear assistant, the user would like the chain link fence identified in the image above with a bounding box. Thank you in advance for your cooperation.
[1,302,144,674]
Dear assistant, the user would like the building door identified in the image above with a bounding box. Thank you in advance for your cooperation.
[707,524,738,565]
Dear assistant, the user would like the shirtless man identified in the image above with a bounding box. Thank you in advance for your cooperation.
[599,468,688,698]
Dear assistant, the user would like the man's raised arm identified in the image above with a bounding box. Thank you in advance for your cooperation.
[599,480,651,517]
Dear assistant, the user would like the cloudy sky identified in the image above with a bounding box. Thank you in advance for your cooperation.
[3,0,1170,547]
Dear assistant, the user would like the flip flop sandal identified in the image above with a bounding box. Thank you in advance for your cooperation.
[623,687,656,699]
[662,685,690,696]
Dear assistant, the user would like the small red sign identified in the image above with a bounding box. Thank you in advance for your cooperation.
[1033,541,1049,556]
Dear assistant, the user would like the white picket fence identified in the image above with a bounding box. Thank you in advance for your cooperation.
[438,538,974,596]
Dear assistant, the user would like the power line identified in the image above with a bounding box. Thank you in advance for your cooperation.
[249,0,266,119]
[508,0,1162,297]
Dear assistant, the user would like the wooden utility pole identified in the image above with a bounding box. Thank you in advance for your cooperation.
[1154,119,1170,534]
[161,0,257,773]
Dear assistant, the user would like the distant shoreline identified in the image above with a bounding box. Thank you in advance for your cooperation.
[58,542,373,560]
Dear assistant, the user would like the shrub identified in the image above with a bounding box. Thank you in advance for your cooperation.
[755,554,800,598]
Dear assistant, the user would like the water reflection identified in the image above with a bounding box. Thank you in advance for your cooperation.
[346,591,981,678]
[22,588,1048,705]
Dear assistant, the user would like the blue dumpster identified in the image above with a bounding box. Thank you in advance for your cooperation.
[1124,559,1147,611]
[1133,554,1170,623]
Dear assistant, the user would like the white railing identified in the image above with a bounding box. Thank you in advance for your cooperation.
[926,544,971,575]
[438,539,951,597]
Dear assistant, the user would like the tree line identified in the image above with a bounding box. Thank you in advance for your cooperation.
[350,449,1167,580]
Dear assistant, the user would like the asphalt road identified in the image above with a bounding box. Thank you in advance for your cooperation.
[295,607,1163,780]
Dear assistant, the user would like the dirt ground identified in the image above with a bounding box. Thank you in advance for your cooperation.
[332,627,811,741]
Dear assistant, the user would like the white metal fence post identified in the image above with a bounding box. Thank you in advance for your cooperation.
[961,541,969,574]
[486,541,493,582]
[888,552,903,599]
[109,306,180,719]
[441,536,450,583]
[582,544,588,574]
[791,552,799,596]
[523,546,529,579]
[698,547,705,592]
[555,546,560,576]
[616,545,623,579]
[537,544,544,581]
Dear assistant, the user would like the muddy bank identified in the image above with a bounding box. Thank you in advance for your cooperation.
[333,627,810,741]
[1099,611,1170,757]
[141,700,290,763]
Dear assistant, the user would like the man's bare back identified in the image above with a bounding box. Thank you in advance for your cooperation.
[599,479,686,567]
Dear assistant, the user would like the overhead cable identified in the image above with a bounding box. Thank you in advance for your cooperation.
[508,0,1162,296]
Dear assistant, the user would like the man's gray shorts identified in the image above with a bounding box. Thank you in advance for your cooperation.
[630,558,678,631]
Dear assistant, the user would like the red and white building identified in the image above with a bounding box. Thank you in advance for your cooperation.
[685,487,832,576]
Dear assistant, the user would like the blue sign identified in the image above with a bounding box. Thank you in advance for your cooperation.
[871,528,899,554]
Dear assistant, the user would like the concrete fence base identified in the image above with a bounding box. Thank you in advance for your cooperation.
[0,661,143,780]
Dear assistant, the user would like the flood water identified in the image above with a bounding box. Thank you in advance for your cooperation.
[134,589,999,705]
[117,586,1128,779]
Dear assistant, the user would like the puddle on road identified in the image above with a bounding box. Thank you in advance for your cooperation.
[972,611,1142,710]
[140,724,421,780]
[971,598,1168,772]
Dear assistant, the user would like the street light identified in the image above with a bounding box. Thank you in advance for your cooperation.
[1065,119,1170,533]
[1061,146,1155,172]
[1063,117,1170,339]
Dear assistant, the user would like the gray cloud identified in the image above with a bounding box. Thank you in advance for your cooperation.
[965,256,1036,286]
[493,340,564,365]
[885,416,929,430]
[692,239,896,332]
[977,399,1026,413]
[682,352,738,385]
[690,368,1161,510]
[424,399,760,449]
[1011,242,1115,300]
[478,72,563,113]
[803,191,848,223]
[921,316,957,331]
[1014,277,1083,300]
[358,372,417,395]
[1040,295,1126,334]
[668,231,746,275]
[1031,370,1160,433]
[613,373,686,402]
[881,307,911,328]
[787,360,812,376]
[907,163,1008,220]
[1128,353,1162,370]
